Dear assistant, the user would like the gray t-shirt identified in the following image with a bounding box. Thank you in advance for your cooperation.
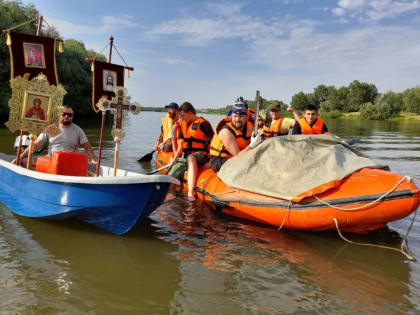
[38,123,88,156]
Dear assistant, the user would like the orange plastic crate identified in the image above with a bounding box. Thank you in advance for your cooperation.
[36,151,88,176]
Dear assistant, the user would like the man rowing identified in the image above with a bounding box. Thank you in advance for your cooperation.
[154,102,179,152]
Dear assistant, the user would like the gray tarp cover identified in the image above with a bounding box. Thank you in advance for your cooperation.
[218,134,380,202]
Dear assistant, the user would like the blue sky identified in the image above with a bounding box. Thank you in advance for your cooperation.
[22,0,420,108]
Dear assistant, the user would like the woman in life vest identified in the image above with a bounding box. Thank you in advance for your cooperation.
[154,102,179,152]
[209,97,263,173]
[292,104,329,135]
[262,102,300,138]
[168,102,214,201]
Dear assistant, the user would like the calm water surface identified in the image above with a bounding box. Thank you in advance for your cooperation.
[1,112,420,314]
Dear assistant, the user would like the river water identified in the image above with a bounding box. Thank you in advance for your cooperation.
[0,112,420,314]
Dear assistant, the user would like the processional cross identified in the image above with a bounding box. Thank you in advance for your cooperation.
[97,86,141,175]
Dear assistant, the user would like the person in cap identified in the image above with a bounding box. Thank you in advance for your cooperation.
[209,97,263,173]
[292,104,329,135]
[168,102,214,201]
[262,102,300,138]
[154,102,179,152]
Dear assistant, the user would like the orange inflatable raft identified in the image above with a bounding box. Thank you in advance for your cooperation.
[156,151,420,234]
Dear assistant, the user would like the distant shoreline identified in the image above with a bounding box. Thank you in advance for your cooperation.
[141,107,420,121]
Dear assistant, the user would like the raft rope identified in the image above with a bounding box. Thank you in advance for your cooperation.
[313,176,410,211]
[333,218,415,260]
[211,189,240,196]
[277,201,292,231]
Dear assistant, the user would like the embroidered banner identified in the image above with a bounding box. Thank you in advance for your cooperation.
[8,31,58,85]
[92,60,125,112]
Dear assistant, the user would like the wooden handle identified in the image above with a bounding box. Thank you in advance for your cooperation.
[113,137,120,177]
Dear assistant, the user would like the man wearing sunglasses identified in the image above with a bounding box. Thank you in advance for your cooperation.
[13,105,97,168]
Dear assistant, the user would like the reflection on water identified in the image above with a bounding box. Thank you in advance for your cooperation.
[0,112,420,313]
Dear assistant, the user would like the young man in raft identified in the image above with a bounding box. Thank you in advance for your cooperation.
[154,102,179,152]
[209,98,263,173]
[262,102,300,137]
[168,102,214,201]
[291,104,329,135]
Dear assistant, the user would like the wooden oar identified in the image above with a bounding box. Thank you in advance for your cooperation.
[347,137,361,146]
[147,162,174,175]
[138,150,155,162]
[254,90,260,136]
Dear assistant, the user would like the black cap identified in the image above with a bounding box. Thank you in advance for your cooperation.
[165,102,179,109]
[231,102,248,115]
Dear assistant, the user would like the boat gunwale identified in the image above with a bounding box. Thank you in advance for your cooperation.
[0,158,179,185]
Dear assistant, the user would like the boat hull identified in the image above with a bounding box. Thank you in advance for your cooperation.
[0,158,176,235]
[156,151,420,233]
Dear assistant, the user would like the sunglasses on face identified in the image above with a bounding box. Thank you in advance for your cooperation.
[62,112,73,117]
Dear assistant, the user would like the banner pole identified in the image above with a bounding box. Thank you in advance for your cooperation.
[16,16,44,166]
[95,36,114,176]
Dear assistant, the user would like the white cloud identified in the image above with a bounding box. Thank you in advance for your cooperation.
[332,0,420,22]
[102,15,139,28]
[158,58,195,66]
[146,12,316,47]
[139,3,420,106]
[46,15,139,38]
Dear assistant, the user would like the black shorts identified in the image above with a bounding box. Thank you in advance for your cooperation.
[209,156,229,172]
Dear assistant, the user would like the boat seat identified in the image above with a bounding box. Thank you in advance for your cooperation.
[35,151,88,176]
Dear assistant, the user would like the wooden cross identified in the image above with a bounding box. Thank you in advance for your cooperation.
[97,86,140,139]
[97,86,141,176]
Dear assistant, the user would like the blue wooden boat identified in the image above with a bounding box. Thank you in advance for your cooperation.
[0,155,179,235]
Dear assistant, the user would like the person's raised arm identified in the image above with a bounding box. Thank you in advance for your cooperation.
[287,106,300,125]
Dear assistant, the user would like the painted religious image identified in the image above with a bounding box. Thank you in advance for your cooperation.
[103,70,117,91]
[23,42,46,68]
[22,93,50,123]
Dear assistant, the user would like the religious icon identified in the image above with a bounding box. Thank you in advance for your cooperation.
[103,70,117,91]
[22,92,51,123]
[23,42,46,68]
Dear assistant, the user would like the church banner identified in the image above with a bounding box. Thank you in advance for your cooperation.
[91,60,125,112]
[7,31,59,85]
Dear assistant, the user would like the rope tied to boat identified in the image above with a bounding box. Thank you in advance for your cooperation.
[277,201,292,231]
[333,218,415,260]
[314,176,410,211]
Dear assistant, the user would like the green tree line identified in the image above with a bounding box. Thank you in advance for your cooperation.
[0,0,105,123]
[290,80,420,120]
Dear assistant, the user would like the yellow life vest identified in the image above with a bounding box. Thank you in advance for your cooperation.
[161,114,176,142]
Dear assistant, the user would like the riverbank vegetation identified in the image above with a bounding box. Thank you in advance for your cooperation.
[290,81,420,120]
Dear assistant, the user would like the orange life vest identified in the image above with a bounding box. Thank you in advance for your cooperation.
[262,118,286,137]
[161,114,176,142]
[297,118,325,134]
[179,117,211,156]
[247,108,256,129]
[210,117,253,158]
